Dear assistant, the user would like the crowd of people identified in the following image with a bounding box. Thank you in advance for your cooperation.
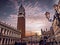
[39,39,58,45]
[14,40,26,45]
[14,39,58,45]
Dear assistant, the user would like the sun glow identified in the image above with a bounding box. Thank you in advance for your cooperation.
[34,31,41,35]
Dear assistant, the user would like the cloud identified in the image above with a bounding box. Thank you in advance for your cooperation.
[4,1,52,34]
[8,0,19,11]
[54,0,59,4]
[5,14,17,28]
[1,0,57,35]
[24,2,52,32]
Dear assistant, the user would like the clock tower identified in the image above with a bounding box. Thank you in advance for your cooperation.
[17,4,25,38]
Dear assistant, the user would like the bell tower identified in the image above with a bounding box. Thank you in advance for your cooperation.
[17,4,25,38]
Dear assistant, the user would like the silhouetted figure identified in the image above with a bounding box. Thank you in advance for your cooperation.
[39,40,44,45]
[14,41,22,45]
[46,42,50,45]
[14,42,17,45]
[22,42,26,45]
[43,40,46,45]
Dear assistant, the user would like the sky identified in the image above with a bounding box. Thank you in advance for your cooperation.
[0,0,59,35]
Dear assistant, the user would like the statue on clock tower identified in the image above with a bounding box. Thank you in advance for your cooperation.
[17,4,25,38]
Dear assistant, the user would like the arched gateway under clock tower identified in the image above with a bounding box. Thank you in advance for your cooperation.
[17,4,25,38]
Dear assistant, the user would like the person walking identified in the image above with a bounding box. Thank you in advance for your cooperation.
[39,39,44,45]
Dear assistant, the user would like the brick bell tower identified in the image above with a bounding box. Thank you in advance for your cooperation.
[17,4,25,38]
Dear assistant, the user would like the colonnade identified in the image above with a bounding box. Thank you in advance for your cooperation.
[0,22,21,45]
[0,38,16,45]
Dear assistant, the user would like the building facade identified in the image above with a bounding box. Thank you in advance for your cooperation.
[17,4,25,38]
[41,28,55,42]
[0,21,21,45]
[44,0,60,43]
[52,0,60,42]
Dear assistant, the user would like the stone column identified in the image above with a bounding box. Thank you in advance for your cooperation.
[6,30,8,35]
[4,30,6,35]
[11,39,12,45]
[11,39,15,45]
[2,29,5,35]
[5,39,7,45]
[0,38,1,45]
[13,39,15,45]
[0,28,1,33]
[9,39,12,45]
[4,38,6,45]
[0,38,3,45]
[6,39,9,45]
[2,38,5,45]
[7,31,10,35]
[12,39,13,44]
[10,39,12,45]
[9,31,11,36]
[5,30,7,35]
[8,39,10,45]
[1,28,4,34]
